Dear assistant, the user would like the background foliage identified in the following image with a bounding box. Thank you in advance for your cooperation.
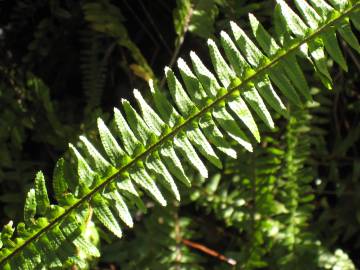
[0,0,359,269]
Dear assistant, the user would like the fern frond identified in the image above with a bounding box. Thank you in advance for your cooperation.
[0,1,359,268]
[80,30,107,114]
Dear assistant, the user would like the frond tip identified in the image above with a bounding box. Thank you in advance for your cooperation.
[1,0,359,268]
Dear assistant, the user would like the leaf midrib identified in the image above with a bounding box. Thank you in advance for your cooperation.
[1,2,359,266]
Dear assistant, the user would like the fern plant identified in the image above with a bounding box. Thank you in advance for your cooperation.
[0,0,359,268]
[187,98,356,269]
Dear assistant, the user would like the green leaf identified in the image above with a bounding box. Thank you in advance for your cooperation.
[177,58,208,106]
[116,178,139,198]
[34,171,50,216]
[74,236,100,258]
[198,114,237,159]
[159,142,191,187]
[129,167,167,206]
[79,135,112,176]
[52,158,68,202]
[116,177,146,213]
[219,31,248,77]
[149,78,209,177]
[69,143,95,187]
[230,21,302,105]
[188,0,219,38]
[113,108,140,156]
[248,14,311,101]
[92,196,123,238]
[322,30,348,71]
[308,41,333,88]
[145,153,180,201]
[175,59,237,158]
[228,22,267,69]
[212,106,253,152]
[166,64,222,168]
[173,0,192,43]
[308,0,334,19]
[133,89,166,134]
[174,133,208,178]
[350,14,360,31]
[338,22,360,54]
[294,0,349,72]
[242,89,275,130]
[188,51,253,151]
[327,0,349,11]
[189,51,219,97]
[275,0,308,37]
[207,38,271,134]
[105,190,133,228]
[294,0,322,29]
[149,80,179,127]
[275,1,334,88]
[226,95,260,142]
[97,118,126,167]
[24,189,36,224]
[122,99,155,146]
[267,68,303,106]
[165,67,197,117]
[220,31,285,115]
[136,87,207,179]
[207,39,236,88]
[186,126,223,169]
[147,82,192,186]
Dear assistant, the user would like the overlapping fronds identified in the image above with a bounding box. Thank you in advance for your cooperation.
[191,134,284,268]
[190,97,355,269]
[0,0,359,268]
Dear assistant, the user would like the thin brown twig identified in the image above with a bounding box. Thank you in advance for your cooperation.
[182,239,237,266]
